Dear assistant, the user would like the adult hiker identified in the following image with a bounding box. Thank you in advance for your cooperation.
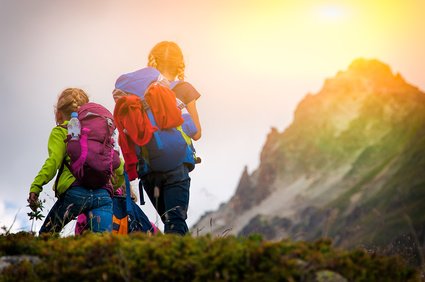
[27,88,122,234]
[113,41,202,235]
[75,171,159,235]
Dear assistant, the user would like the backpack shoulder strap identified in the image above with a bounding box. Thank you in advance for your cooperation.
[124,171,135,218]
[54,158,73,198]
[53,124,69,197]
[54,158,66,198]
[142,85,164,150]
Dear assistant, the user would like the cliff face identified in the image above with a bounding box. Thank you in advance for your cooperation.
[193,59,425,259]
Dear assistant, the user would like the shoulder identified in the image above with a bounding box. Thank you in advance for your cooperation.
[49,124,67,143]
[172,82,201,104]
[51,123,67,135]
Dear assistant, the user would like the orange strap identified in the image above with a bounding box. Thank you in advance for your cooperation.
[112,215,129,235]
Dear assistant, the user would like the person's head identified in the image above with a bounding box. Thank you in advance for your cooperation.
[147,41,185,81]
[55,88,89,124]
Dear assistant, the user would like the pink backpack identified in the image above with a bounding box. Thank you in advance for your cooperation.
[65,103,120,188]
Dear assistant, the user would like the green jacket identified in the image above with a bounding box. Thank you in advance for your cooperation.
[30,122,124,197]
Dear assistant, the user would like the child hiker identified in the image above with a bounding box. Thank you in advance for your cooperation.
[113,41,202,235]
[27,88,121,234]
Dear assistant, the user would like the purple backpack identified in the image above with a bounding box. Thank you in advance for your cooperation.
[65,103,120,188]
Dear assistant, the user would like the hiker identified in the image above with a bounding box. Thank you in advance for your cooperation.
[75,173,159,235]
[111,172,160,235]
[27,88,121,234]
[113,41,202,235]
[74,160,126,235]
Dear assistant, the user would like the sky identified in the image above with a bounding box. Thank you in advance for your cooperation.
[1,0,424,234]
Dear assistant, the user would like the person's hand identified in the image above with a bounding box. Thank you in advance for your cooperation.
[27,192,39,212]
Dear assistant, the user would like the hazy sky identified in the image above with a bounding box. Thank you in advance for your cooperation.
[1,0,424,234]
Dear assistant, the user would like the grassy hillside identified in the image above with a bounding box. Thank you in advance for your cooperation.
[0,232,421,281]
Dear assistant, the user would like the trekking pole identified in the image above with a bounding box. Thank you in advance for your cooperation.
[124,171,136,231]
[138,181,146,205]
[154,186,160,226]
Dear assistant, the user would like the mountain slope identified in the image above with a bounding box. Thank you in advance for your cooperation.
[193,59,425,263]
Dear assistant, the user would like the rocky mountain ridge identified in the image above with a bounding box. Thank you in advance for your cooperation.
[193,58,425,264]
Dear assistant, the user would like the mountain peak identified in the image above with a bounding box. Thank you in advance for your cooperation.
[318,58,410,98]
[347,58,393,77]
[193,60,425,259]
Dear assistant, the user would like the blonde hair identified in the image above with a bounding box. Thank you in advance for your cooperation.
[55,88,89,124]
[147,41,185,80]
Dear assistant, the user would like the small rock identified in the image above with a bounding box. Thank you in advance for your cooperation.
[0,255,41,272]
[315,270,348,282]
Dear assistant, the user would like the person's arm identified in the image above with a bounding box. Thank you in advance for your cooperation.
[186,100,202,141]
[28,126,66,209]
[173,82,202,140]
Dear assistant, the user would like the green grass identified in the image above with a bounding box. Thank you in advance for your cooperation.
[0,232,420,281]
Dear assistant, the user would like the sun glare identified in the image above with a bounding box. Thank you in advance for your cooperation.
[316,5,347,21]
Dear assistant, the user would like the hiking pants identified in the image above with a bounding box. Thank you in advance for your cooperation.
[140,164,190,235]
[39,186,113,234]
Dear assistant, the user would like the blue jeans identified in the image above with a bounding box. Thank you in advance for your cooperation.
[39,186,113,234]
[140,164,190,235]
